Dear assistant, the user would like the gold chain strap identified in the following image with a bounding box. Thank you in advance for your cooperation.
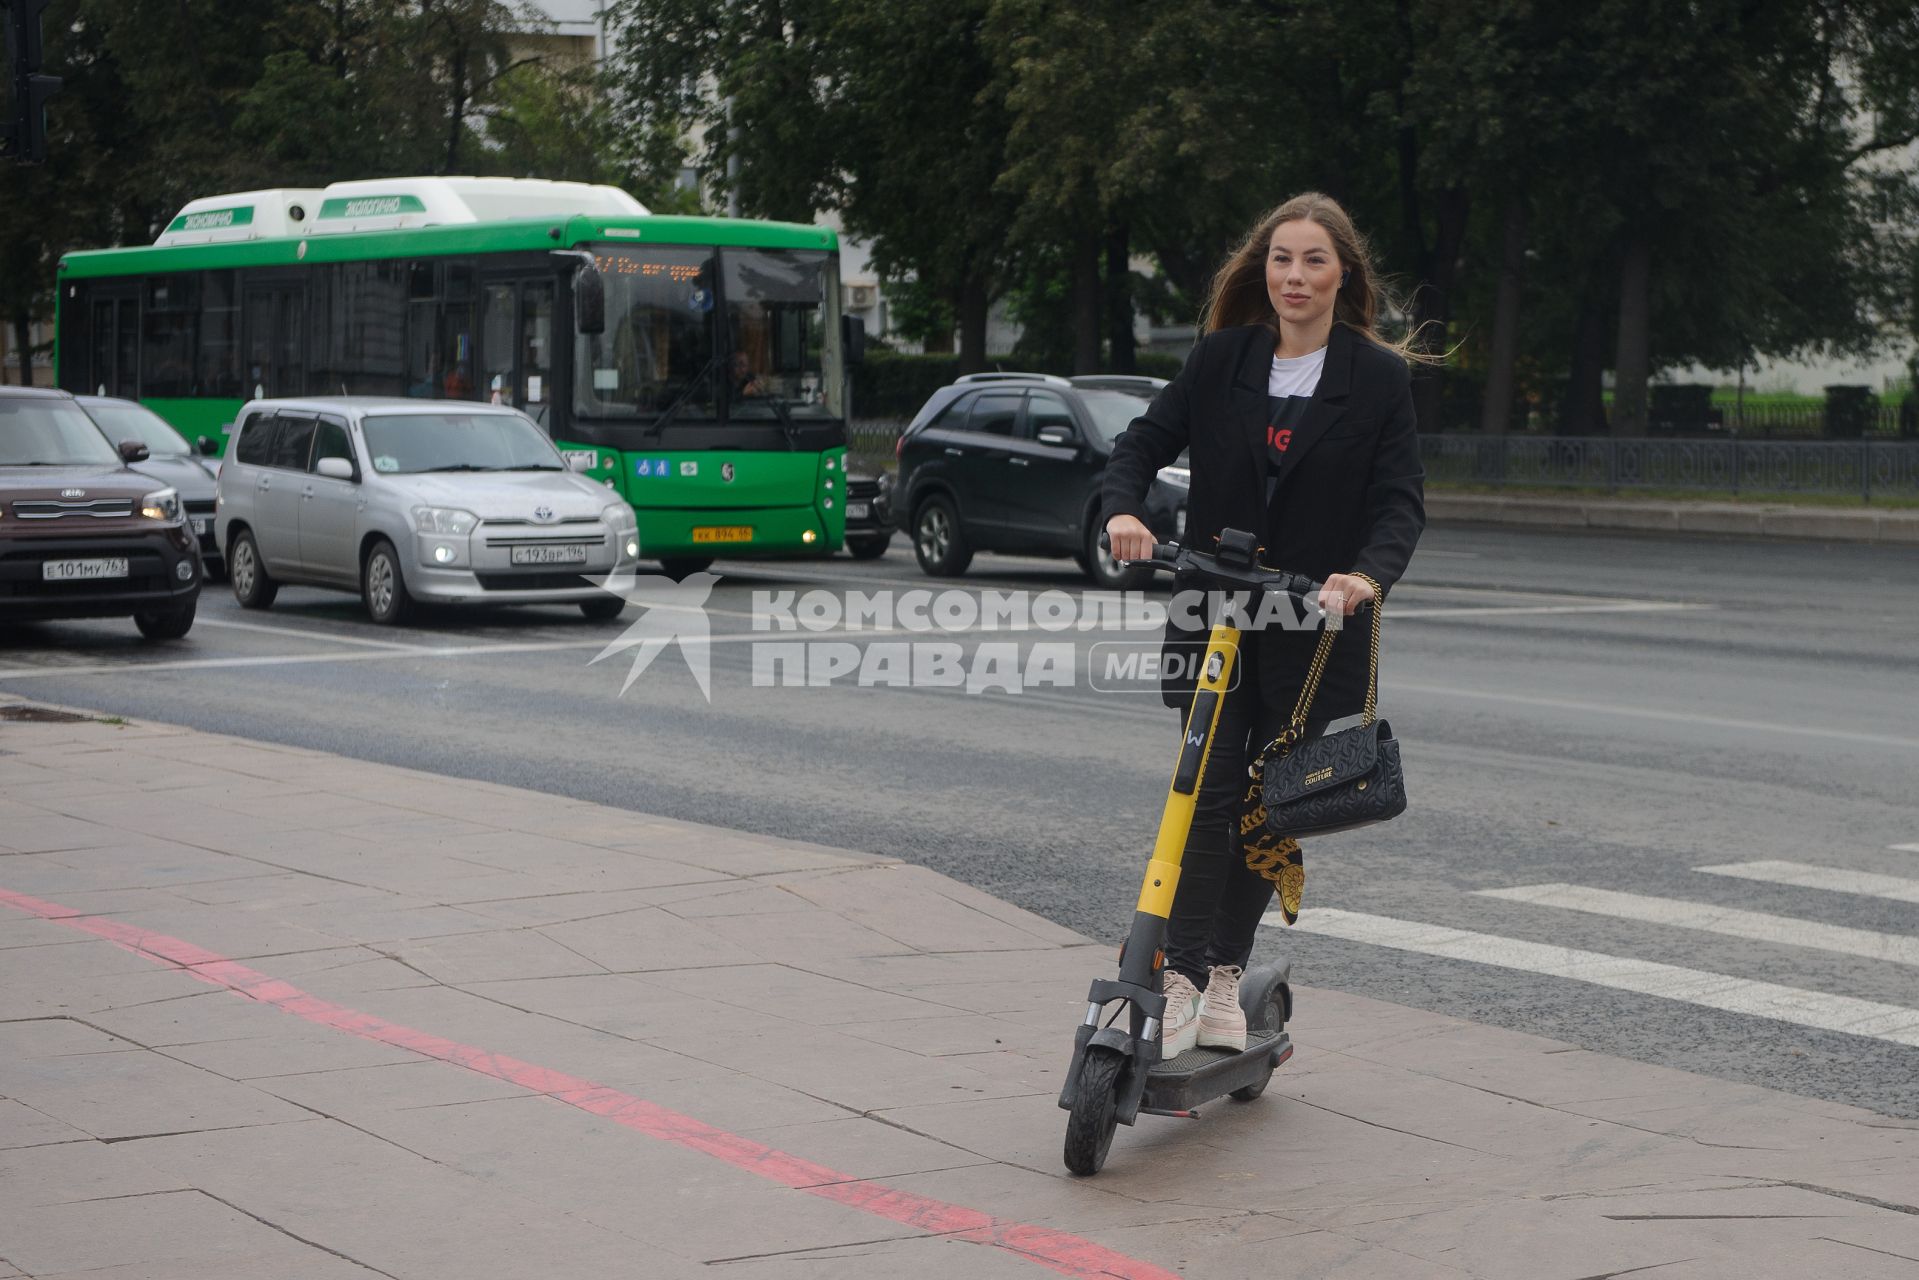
[1351,572,1385,725]
[1286,573,1387,734]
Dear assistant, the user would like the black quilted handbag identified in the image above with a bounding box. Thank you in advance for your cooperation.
[1256,574,1407,841]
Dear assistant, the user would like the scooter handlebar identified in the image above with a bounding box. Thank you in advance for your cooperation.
[1097,531,1179,564]
[1098,530,1327,601]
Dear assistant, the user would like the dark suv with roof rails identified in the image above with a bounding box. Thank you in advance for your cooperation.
[895,372,1187,587]
[0,387,201,638]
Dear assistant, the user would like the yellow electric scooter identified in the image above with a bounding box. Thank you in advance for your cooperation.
[1058,527,1322,1176]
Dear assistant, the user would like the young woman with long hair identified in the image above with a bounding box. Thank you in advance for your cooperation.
[1100,191,1426,1058]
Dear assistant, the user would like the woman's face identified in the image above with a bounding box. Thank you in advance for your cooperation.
[1265,219,1343,329]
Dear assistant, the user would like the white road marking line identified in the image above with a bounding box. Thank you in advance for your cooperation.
[191,617,441,651]
[1696,861,1919,905]
[1267,908,1919,1048]
[1891,843,1919,854]
[0,639,613,680]
[1387,602,1703,620]
[1391,681,1919,752]
[1476,882,1919,967]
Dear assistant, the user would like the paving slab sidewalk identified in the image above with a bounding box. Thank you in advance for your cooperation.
[0,700,1914,1280]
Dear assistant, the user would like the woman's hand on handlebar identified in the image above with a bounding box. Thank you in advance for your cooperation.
[1317,572,1377,617]
[1104,514,1157,563]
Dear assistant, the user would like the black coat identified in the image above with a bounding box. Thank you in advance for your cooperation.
[1101,321,1425,719]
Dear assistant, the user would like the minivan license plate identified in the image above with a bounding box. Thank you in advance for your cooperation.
[510,544,589,565]
[43,558,129,581]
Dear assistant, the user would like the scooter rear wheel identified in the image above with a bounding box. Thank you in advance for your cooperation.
[1063,1046,1124,1175]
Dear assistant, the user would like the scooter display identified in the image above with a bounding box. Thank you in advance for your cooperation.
[1058,527,1323,1175]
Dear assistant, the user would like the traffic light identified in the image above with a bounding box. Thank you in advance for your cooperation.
[3,0,61,165]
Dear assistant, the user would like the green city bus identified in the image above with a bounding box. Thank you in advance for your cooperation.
[54,177,860,573]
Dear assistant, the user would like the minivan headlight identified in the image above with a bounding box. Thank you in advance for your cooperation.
[413,506,478,535]
[601,502,637,528]
[141,488,183,522]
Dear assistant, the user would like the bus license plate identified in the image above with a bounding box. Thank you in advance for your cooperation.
[844,502,870,520]
[43,558,129,581]
[691,526,753,544]
[510,544,589,565]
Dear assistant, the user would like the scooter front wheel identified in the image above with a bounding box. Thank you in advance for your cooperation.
[1063,1046,1125,1175]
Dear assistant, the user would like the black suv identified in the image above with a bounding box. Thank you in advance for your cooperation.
[895,373,1187,586]
[0,387,201,638]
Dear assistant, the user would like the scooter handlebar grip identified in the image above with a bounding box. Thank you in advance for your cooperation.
[1096,531,1179,563]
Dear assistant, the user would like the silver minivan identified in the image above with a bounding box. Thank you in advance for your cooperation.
[215,398,638,625]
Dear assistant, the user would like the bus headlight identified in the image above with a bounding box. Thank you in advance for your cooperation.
[141,488,183,523]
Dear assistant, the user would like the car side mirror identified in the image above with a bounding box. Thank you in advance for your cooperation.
[117,439,150,463]
[197,434,221,457]
[554,249,605,336]
[1036,425,1074,447]
[315,456,355,481]
[841,314,866,367]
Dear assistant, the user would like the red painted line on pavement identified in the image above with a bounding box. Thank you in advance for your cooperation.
[0,886,1177,1280]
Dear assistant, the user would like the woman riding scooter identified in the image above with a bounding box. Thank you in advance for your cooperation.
[1101,191,1428,1059]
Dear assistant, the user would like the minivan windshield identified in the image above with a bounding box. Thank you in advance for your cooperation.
[0,398,123,466]
[361,412,564,475]
[83,402,192,457]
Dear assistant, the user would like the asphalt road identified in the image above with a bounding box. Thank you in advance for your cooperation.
[4,524,1917,1118]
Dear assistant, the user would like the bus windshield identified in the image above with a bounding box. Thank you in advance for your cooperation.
[575,246,842,423]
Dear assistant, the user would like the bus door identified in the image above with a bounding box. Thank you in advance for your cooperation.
[480,276,555,423]
[244,281,307,399]
[85,285,139,397]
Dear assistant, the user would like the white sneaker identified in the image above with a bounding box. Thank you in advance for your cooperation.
[1197,965,1247,1050]
[1159,970,1200,1060]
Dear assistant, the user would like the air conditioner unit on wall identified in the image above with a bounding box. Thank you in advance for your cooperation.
[845,284,877,310]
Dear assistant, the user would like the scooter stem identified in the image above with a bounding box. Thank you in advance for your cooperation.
[1117,618,1242,991]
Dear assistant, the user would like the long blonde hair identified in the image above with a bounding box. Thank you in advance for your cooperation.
[1199,192,1438,365]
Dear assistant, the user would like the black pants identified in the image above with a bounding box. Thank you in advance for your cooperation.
[1165,659,1324,990]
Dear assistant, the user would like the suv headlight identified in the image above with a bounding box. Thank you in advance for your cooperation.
[141,488,183,522]
[412,506,477,535]
[1155,466,1191,490]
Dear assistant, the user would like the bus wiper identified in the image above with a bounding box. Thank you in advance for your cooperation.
[763,393,802,451]
[652,354,722,434]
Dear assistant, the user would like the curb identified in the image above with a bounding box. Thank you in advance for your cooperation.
[1427,492,1919,545]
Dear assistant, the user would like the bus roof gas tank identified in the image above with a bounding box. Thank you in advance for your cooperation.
[154,189,324,246]
[153,178,649,248]
[304,177,648,236]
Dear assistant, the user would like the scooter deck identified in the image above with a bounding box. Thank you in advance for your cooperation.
[1143,1029,1293,1112]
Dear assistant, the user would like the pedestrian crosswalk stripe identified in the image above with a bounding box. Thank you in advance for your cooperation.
[1267,908,1919,1048]
[1475,883,1919,967]
[1696,860,1919,905]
